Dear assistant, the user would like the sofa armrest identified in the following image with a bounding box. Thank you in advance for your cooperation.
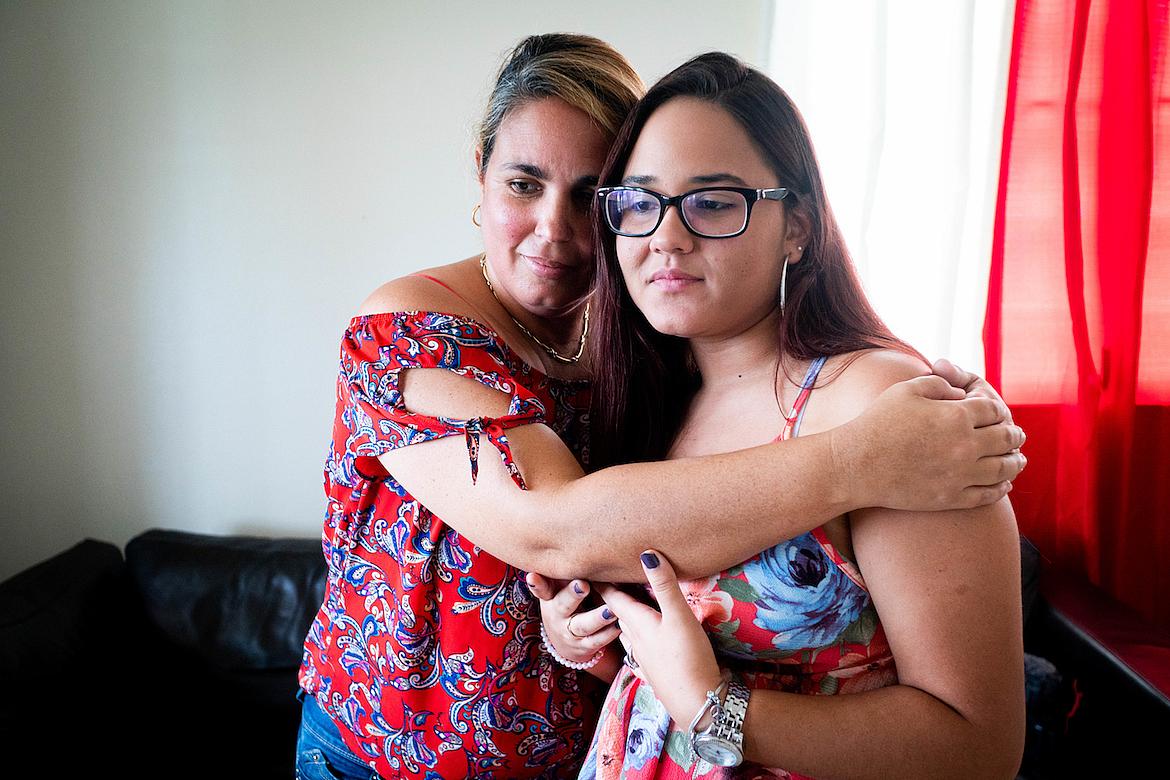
[1022,568,1170,775]
[1036,570,1170,709]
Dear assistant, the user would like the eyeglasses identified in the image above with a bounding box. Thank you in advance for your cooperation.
[596,185,789,239]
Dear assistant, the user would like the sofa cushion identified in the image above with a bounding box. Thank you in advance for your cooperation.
[125,529,325,671]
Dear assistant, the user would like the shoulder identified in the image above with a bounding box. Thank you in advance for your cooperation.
[341,260,508,368]
[801,348,929,434]
[356,257,482,317]
[824,348,929,399]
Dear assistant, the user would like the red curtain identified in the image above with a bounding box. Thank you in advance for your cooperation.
[985,0,1170,630]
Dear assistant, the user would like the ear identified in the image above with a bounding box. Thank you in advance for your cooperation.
[783,204,812,263]
[474,147,486,186]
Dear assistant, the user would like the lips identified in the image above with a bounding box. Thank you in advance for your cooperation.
[523,254,576,280]
[651,269,701,282]
[649,268,702,291]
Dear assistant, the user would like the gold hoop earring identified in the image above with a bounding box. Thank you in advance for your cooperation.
[471,204,482,227]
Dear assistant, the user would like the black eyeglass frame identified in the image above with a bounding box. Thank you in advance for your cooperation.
[596,185,790,239]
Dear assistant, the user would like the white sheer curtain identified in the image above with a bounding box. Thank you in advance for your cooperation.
[766,0,1015,370]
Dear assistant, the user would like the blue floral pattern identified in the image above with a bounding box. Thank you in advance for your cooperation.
[742,534,869,651]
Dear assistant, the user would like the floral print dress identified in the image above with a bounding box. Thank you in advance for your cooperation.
[299,311,601,779]
[580,357,898,780]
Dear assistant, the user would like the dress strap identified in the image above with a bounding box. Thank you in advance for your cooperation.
[781,356,828,440]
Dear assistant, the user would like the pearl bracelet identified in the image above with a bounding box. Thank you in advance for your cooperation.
[539,622,605,670]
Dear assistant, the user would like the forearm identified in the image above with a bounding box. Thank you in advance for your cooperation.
[536,431,853,581]
[382,423,855,582]
[737,683,1023,780]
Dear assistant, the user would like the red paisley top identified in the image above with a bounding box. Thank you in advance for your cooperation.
[298,310,600,779]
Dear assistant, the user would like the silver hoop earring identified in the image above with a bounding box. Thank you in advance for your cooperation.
[779,255,790,314]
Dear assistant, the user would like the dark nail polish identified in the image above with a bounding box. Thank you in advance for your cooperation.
[640,552,660,569]
[602,607,614,621]
[572,581,585,595]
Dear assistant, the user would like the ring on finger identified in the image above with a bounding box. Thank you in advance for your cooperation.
[567,614,586,639]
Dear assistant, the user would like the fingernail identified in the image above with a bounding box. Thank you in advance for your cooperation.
[602,607,614,621]
[572,581,585,595]
[640,552,660,569]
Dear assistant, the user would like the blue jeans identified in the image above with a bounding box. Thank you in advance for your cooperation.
[295,689,381,780]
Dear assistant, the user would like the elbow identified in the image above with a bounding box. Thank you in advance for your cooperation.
[515,486,597,579]
[526,542,595,581]
[970,742,1024,780]
[985,725,1026,780]
[951,717,1026,780]
[521,517,605,579]
[978,693,1027,779]
[909,687,1025,780]
[922,731,1023,780]
[497,494,560,577]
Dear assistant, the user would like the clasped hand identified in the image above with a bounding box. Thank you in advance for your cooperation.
[529,550,723,727]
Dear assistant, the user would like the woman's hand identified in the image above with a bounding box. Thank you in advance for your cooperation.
[526,572,621,666]
[931,358,1015,423]
[833,369,1027,512]
[596,551,723,727]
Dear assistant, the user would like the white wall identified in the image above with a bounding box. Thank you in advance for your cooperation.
[0,0,771,580]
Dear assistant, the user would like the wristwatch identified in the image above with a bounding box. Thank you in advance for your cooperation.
[691,678,751,767]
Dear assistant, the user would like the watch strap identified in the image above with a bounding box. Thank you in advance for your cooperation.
[710,679,750,748]
[691,677,751,767]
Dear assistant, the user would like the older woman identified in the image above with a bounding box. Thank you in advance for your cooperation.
[544,53,1024,779]
[296,35,1026,780]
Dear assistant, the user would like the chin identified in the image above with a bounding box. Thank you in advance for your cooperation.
[522,286,589,317]
[643,314,700,339]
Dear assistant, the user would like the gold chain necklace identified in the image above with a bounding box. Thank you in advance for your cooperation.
[479,253,589,365]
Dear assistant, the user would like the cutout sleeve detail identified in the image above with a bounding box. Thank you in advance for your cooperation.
[336,311,548,490]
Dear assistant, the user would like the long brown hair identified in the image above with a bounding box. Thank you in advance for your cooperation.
[589,52,915,469]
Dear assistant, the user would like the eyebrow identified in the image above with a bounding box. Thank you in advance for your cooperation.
[621,172,751,187]
[692,172,750,186]
[503,163,547,179]
[502,163,600,188]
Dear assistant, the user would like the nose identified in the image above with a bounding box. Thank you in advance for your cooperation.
[649,204,694,255]
[534,192,575,243]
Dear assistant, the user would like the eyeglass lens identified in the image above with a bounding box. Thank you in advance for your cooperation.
[605,189,749,237]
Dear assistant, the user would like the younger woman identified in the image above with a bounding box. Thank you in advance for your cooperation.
[540,53,1024,779]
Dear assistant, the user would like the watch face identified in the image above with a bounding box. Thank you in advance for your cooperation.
[694,735,743,767]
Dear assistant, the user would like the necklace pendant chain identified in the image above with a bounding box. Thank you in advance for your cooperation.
[479,253,589,365]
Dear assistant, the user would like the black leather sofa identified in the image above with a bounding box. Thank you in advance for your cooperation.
[0,531,324,778]
[1,529,1166,778]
